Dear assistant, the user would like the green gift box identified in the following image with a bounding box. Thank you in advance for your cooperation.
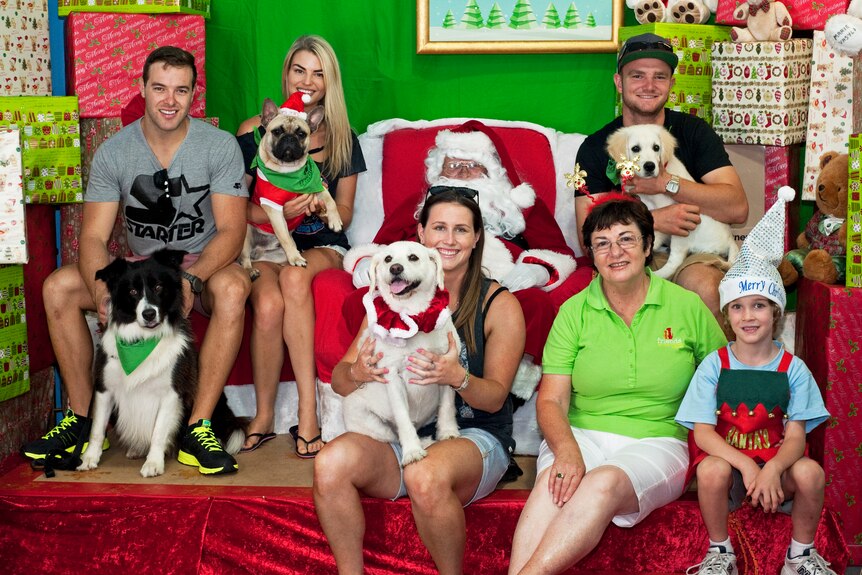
[0,96,82,205]
[0,264,28,402]
[58,0,210,19]
[848,134,862,287]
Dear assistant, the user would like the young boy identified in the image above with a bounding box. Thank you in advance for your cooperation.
[675,187,833,575]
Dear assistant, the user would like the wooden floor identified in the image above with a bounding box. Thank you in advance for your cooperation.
[9,431,538,490]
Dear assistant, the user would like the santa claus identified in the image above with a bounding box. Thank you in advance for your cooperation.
[342,120,593,399]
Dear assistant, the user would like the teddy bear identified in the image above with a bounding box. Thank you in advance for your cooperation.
[626,0,717,24]
[778,151,847,285]
[730,0,793,42]
[824,0,862,55]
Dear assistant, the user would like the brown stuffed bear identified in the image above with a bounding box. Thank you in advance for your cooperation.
[779,151,847,285]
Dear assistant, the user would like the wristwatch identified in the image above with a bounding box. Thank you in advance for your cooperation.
[182,271,204,294]
[665,174,680,195]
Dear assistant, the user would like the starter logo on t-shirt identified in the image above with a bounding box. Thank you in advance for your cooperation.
[125,169,210,243]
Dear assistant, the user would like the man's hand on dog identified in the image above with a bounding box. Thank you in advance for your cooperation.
[652,203,702,237]
[282,193,321,221]
[408,333,461,386]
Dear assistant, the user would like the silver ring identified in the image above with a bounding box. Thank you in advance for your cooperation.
[365,360,372,367]
[556,472,564,479]
[430,362,435,369]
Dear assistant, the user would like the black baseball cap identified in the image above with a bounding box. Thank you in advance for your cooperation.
[617,33,678,73]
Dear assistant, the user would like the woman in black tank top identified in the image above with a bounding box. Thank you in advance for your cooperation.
[315,188,526,573]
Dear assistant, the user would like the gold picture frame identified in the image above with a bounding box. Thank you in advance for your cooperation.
[417,0,623,54]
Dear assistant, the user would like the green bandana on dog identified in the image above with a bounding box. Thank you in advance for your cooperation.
[116,337,160,375]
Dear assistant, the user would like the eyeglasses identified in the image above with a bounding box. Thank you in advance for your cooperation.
[590,234,643,255]
[617,39,673,69]
[442,160,486,173]
[426,185,479,203]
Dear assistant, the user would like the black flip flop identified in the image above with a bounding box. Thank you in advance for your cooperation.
[289,425,325,459]
[239,432,276,453]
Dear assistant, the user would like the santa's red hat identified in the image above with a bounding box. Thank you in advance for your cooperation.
[279,92,311,120]
[436,120,523,188]
[432,120,534,209]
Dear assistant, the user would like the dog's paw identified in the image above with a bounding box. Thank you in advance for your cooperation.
[286,254,308,267]
[325,214,343,233]
[140,458,165,478]
[436,428,461,441]
[77,450,101,471]
[249,268,261,282]
[401,447,428,466]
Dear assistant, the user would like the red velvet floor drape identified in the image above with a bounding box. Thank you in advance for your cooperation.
[0,482,850,575]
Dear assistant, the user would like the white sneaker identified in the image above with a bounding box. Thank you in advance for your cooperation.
[686,547,738,575]
[781,549,837,575]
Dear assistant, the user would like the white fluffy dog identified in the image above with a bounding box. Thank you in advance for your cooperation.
[342,241,460,465]
[606,124,739,279]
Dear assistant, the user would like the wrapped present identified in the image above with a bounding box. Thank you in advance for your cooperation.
[711,39,812,145]
[847,134,862,287]
[716,0,847,30]
[59,0,210,19]
[66,12,206,118]
[0,96,82,205]
[725,144,800,250]
[0,264,28,402]
[803,31,862,201]
[616,24,732,125]
[0,129,26,264]
[796,279,862,562]
[0,0,51,96]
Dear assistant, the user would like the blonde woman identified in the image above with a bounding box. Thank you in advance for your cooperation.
[236,35,366,456]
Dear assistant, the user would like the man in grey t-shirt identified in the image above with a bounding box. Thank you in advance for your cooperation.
[23,47,250,475]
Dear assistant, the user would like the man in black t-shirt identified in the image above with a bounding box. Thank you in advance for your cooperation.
[575,33,747,327]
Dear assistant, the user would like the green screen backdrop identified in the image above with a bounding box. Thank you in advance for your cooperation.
[206,0,632,136]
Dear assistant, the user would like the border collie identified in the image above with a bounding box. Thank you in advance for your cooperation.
[77,249,244,477]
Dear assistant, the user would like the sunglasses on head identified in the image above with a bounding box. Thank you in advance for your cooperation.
[426,185,479,202]
[617,39,673,68]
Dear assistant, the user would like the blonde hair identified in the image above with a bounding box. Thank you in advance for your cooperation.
[282,35,353,178]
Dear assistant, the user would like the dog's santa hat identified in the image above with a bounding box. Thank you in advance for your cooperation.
[428,120,534,210]
[279,92,311,120]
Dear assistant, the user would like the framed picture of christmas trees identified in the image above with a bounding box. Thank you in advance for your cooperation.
[417,0,623,54]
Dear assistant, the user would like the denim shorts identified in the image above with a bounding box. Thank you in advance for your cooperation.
[389,427,509,506]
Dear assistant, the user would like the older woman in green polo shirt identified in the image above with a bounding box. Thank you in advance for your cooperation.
[509,195,727,574]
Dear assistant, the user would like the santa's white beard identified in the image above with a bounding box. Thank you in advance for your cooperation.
[432,176,527,239]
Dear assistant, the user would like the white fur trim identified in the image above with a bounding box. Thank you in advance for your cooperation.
[511,356,542,400]
[279,108,308,121]
[509,183,536,210]
[343,243,382,273]
[435,129,496,156]
[481,235,516,280]
[517,249,577,291]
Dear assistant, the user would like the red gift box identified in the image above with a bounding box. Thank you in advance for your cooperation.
[796,279,862,562]
[65,13,206,118]
[716,0,847,30]
[715,0,849,30]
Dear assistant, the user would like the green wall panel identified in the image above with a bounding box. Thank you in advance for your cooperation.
[206,0,626,136]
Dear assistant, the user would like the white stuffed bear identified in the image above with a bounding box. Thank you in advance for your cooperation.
[627,0,718,24]
[825,0,862,55]
[730,0,793,42]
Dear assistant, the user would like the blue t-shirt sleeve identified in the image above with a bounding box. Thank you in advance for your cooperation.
[675,350,722,430]
[786,357,830,433]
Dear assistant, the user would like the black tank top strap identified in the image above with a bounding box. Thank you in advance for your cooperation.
[483,284,508,316]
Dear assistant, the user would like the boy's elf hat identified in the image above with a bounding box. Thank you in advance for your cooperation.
[718,186,795,313]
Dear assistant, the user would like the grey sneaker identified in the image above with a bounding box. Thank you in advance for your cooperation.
[781,549,836,575]
[686,546,739,575]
